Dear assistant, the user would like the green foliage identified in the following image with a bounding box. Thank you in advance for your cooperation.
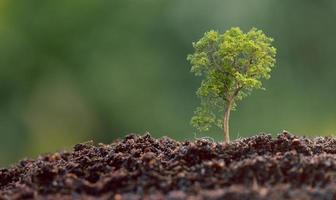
[189,27,276,134]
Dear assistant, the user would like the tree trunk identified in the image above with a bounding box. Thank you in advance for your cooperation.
[223,101,232,143]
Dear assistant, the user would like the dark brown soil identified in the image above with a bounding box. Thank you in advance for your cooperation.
[1,132,336,200]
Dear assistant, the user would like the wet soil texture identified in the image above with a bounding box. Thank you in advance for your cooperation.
[2,132,336,200]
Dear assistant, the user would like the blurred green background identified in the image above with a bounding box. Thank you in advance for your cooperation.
[1,0,336,166]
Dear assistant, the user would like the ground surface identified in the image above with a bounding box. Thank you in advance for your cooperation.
[1,132,336,200]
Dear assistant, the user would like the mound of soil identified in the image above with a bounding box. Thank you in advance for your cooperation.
[1,132,336,200]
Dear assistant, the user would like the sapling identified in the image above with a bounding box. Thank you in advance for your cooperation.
[188,27,276,142]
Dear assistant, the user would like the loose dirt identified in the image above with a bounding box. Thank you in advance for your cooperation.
[1,132,336,200]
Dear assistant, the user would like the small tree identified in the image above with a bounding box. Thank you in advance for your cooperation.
[188,27,276,142]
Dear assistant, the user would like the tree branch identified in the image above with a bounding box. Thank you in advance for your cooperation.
[233,86,243,97]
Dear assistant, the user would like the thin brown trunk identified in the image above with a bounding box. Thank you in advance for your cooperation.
[223,101,232,143]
